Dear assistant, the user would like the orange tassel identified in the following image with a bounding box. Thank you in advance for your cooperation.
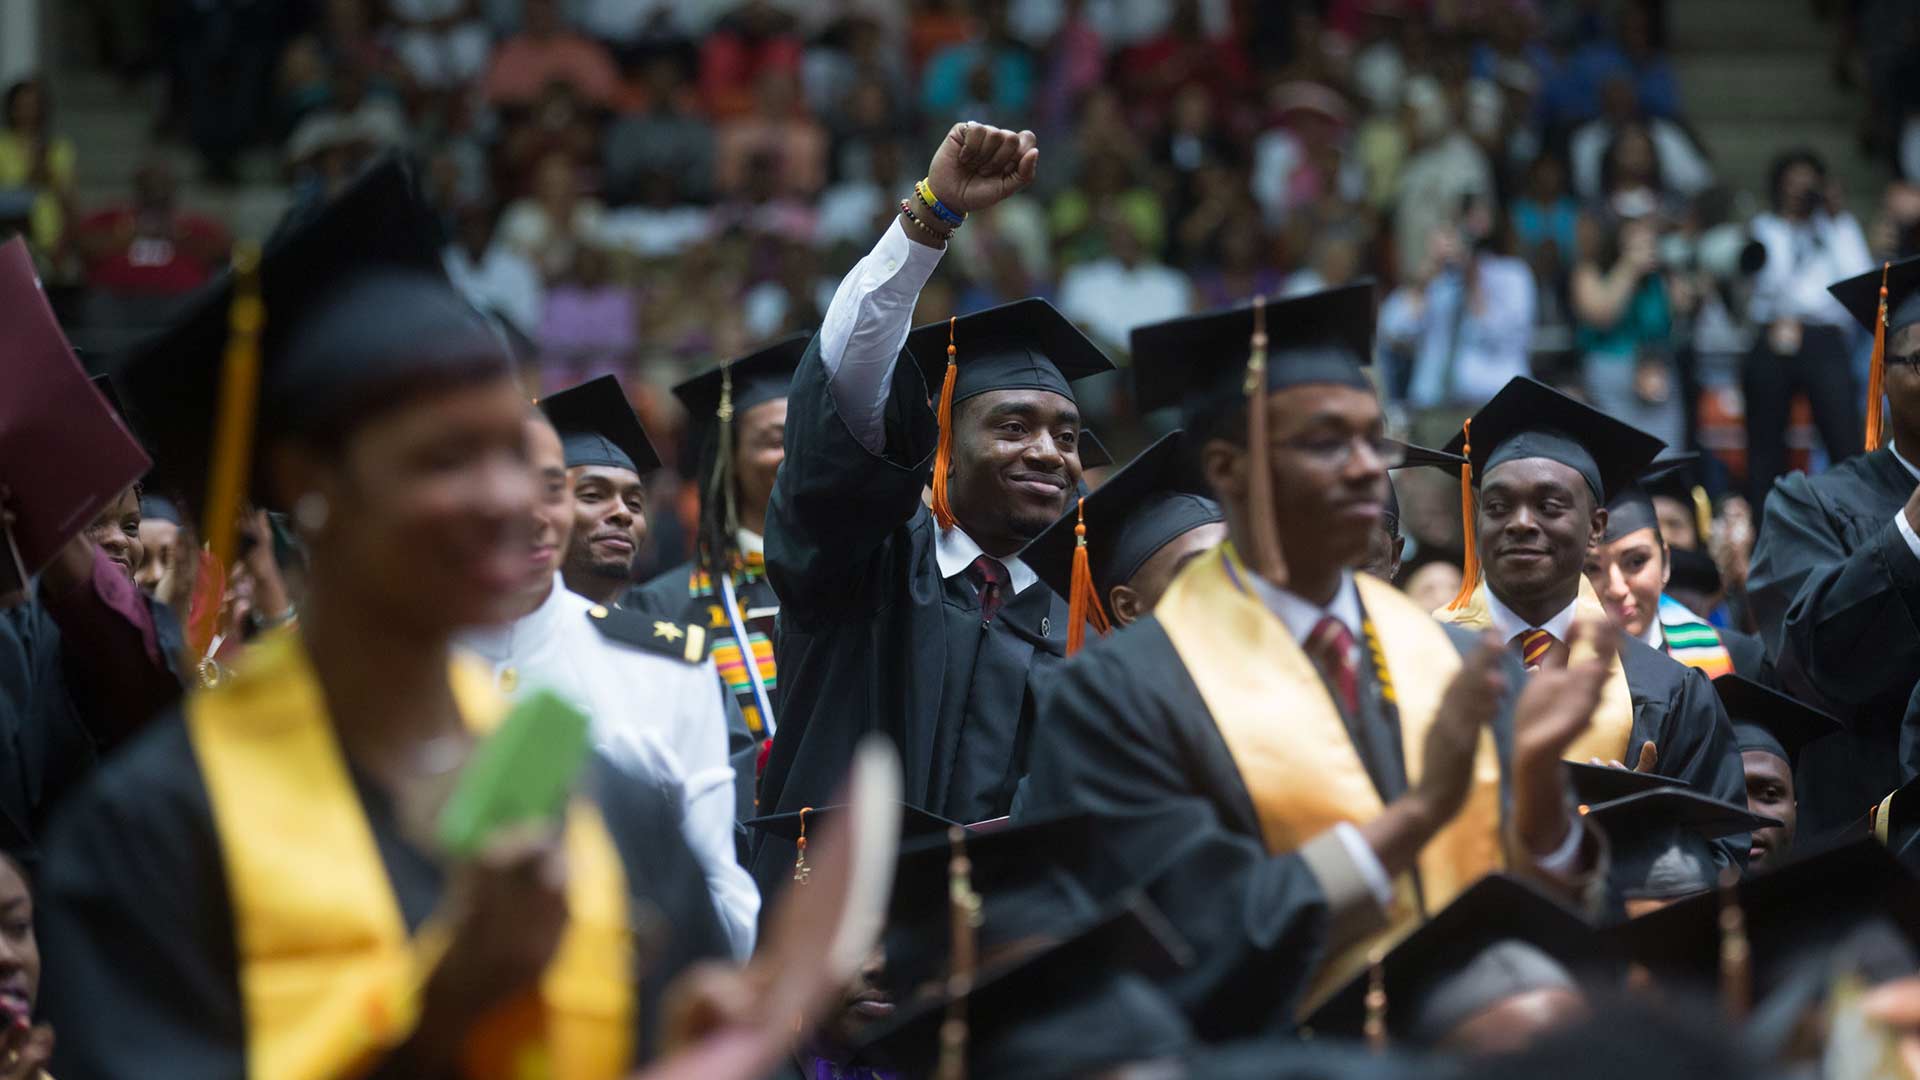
[185,545,226,659]
[1066,498,1111,655]
[1242,297,1289,588]
[1867,261,1890,452]
[930,317,960,530]
[1446,418,1479,610]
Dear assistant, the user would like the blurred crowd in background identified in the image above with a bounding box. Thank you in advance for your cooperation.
[9,0,1920,599]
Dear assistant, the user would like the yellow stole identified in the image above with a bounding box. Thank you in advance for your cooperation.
[1432,578,1634,765]
[186,630,635,1080]
[1154,546,1504,1010]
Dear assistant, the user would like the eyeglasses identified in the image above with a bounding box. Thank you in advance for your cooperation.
[1273,433,1406,470]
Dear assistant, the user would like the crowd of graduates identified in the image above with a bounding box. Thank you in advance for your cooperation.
[10,67,1920,1080]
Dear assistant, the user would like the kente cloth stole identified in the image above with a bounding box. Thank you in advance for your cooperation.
[1156,545,1504,1012]
[1433,578,1634,765]
[1656,594,1733,678]
[187,629,634,1080]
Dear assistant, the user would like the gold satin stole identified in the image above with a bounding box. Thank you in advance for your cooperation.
[1155,545,1504,1013]
[187,630,635,1080]
[1432,577,1634,765]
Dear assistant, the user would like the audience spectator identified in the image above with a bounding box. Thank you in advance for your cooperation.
[1569,75,1712,204]
[700,0,806,119]
[815,139,907,252]
[499,79,601,198]
[1394,75,1495,277]
[714,71,828,201]
[537,242,637,387]
[73,159,230,297]
[0,78,76,274]
[601,170,714,259]
[1056,215,1191,352]
[921,0,1037,129]
[389,0,493,91]
[444,200,544,336]
[1511,152,1580,274]
[484,0,622,109]
[1570,208,1685,447]
[604,56,715,206]
[1113,0,1252,134]
[1191,217,1285,310]
[171,0,284,183]
[1052,149,1164,267]
[1743,148,1876,505]
[499,150,608,281]
[1379,195,1536,431]
[1249,82,1354,228]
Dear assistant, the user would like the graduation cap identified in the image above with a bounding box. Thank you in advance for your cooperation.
[669,333,807,569]
[850,896,1193,1079]
[1129,283,1377,591]
[903,299,1115,532]
[1078,426,1114,469]
[1714,675,1841,771]
[538,375,661,475]
[743,802,959,844]
[1828,255,1920,452]
[117,155,498,567]
[1585,788,1777,906]
[1610,838,1920,1004]
[1441,377,1666,611]
[1384,438,1467,533]
[1602,450,1701,545]
[1304,875,1615,1047]
[1665,546,1722,598]
[1019,431,1224,653]
[1565,761,1681,809]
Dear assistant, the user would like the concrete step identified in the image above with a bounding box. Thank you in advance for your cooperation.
[1676,53,1857,124]
[1671,0,1831,52]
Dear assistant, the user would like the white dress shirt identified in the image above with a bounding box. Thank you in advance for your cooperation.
[1483,589,1579,647]
[458,576,760,958]
[819,219,1043,596]
[1892,442,1920,560]
[1747,210,1875,327]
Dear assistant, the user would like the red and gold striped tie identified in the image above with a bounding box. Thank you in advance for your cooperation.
[1515,628,1556,670]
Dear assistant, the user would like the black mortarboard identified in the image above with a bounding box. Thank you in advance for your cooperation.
[903,298,1114,408]
[1078,426,1113,469]
[1610,839,1920,1001]
[671,332,808,427]
[119,154,499,514]
[1565,762,1681,808]
[1603,450,1700,543]
[1828,254,1920,337]
[1020,431,1224,611]
[851,897,1194,1079]
[1715,675,1841,770]
[742,802,958,843]
[538,375,662,475]
[1445,377,1666,505]
[1131,282,1375,425]
[1384,439,1467,529]
[1304,875,1614,1046]
[1586,788,1777,903]
[1665,547,1722,597]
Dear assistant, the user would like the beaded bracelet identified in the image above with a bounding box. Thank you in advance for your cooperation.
[915,178,966,228]
[900,198,950,241]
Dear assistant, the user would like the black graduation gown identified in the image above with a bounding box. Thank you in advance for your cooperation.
[752,334,1070,907]
[1721,627,1771,683]
[1616,634,1752,871]
[1018,615,1521,1041]
[34,714,733,1079]
[1748,448,1920,834]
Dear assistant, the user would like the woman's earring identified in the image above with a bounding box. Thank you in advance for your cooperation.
[293,492,330,535]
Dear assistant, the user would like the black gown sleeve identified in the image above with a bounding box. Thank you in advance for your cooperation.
[1021,623,1334,1040]
[764,331,937,625]
[1721,628,1772,685]
[1749,472,1920,713]
[35,714,247,1080]
[624,562,691,616]
[1628,644,1749,871]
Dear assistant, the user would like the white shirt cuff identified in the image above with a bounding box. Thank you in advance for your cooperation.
[1531,813,1587,874]
[1332,820,1395,911]
[1895,507,1920,561]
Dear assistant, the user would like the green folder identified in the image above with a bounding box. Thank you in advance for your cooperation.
[437,688,593,857]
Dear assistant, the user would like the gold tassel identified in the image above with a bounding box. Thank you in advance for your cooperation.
[203,243,265,573]
[1241,297,1289,588]
[1446,418,1479,610]
[792,806,812,885]
[931,317,961,530]
[937,826,983,1080]
[1066,497,1111,655]
[1690,485,1712,548]
[1866,261,1890,452]
[708,361,739,558]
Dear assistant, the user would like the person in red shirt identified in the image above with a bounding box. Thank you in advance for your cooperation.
[73,159,229,297]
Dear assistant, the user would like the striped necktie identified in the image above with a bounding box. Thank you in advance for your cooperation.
[1513,628,1557,671]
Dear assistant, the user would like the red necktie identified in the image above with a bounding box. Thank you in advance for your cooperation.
[968,555,1009,624]
[1306,615,1359,718]
[1513,628,1562,670]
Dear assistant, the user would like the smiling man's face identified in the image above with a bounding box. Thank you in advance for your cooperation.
[563,464,646,589]
[1478,457,1605,621]
[946,388,1082,554]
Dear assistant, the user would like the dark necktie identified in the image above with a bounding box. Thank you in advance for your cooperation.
[1306,615,1359,718]
[967,554,1009,624]
[1513,628,1565,671]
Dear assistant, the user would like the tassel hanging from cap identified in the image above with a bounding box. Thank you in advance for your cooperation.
[1241,296,1289,588]
[203,242,265,574]
[705,361,741,566]
[1066,498,1112,655]
[931,317,961,530]
[1446,418,1480,611]
[1690,485,1712,548]
[1867,261,1891,452]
